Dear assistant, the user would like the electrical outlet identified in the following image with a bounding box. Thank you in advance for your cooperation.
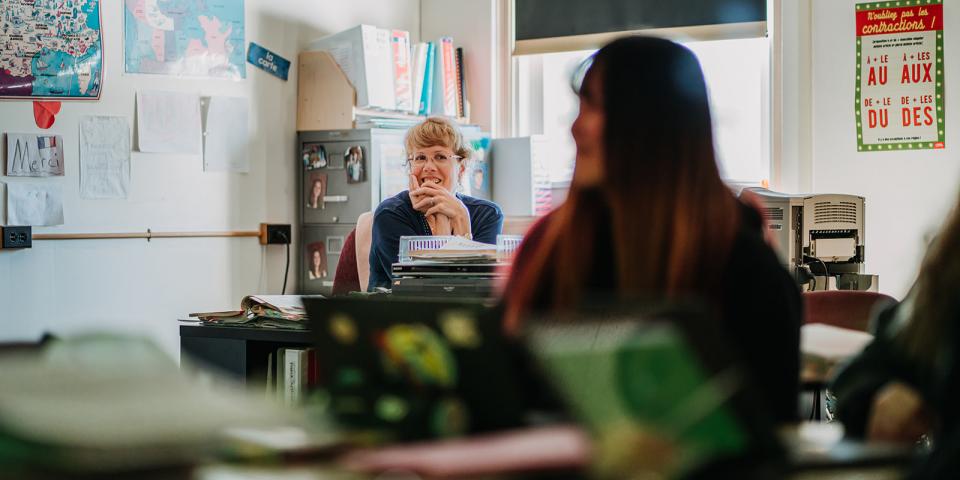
[1,226,32,249]
[259,223,291,245]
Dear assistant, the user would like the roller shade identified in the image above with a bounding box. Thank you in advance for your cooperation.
[515,0,767,55]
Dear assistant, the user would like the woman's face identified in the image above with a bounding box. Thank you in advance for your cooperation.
[312,250,321,268]
[312,180,323,198]
[411,145,463,192]
[571,71,605,187]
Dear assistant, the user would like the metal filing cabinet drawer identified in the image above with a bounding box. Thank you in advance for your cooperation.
[302,140,373,225]
[301,224,356,295]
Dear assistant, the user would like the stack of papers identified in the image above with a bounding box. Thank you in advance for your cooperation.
[800,323,874,382]
[189,295,320,330]
[408,237,498,262]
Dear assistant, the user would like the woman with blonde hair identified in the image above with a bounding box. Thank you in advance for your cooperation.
[368,117,504,290]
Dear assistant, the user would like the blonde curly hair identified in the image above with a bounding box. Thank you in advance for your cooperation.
[404,117,472,162]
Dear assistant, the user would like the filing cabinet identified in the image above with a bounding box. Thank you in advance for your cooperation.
[298,129,407,295]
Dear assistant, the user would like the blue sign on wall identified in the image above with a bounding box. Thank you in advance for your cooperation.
[247,42,290,81]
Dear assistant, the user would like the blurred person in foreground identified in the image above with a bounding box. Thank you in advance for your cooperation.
[500,36,802,424]
[832,191,960,478]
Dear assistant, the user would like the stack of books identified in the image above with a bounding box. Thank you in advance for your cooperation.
[308,24,468,120]
[189,295,315,330]
[266,347,320,406]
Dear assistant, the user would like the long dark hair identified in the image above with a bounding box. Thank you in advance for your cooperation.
[900,192,960,365]
[505,36,741,331]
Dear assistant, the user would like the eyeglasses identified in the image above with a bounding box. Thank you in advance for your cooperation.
[410,153,461,166]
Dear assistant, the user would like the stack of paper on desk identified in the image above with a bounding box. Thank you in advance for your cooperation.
[189,295,321,329]
[800,323,874,382]
[407,237,498,262]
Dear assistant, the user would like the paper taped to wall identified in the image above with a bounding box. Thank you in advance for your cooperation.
[136,90,202,154]
[6,182,63,226]
[5,133,64,177]
[80,116,131,199]
[203,96,250,173]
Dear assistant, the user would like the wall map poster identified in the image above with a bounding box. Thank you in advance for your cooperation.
[124,0,246,80]
[856,0,945,151]
[0,0,103,99]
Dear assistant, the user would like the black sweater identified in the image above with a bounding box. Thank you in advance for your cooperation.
[506,202,802,423]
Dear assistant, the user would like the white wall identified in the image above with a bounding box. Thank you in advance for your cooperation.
[0,0,420,358]
[421,0,496,132]
[772,0,814,193]
[780,0,960,298]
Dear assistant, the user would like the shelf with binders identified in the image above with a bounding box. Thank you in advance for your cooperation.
[296,50,469,132]
[179,324,312,386]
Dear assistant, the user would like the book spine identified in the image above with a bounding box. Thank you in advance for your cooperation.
[276,347,286,401]
[374,28,397,110]
[298,349,309,398]
[284,349,302,405]
[455,47,466,119]
[307,348,318,388]
[420,42,436,116]
[391,30,414,112]
[441,38,457,117]
[265,352,274,399]
[411,43,427,114]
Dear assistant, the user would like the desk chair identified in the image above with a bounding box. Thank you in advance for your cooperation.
[331,212,374,295]
[803,291,897,333]
[802,290,897,421]
[331,230,360,295]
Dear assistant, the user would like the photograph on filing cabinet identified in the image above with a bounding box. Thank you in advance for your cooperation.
[344,145,365,184]
[306,173,327,210]
[303,143,328,170]
[306,241,329,280]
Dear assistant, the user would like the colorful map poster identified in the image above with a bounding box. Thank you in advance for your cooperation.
[124,0,246,80]
[856,0,945,152]
[0,0,103,99]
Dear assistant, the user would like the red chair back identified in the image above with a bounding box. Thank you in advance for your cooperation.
[802,290,898,332]
[331,229,361,295]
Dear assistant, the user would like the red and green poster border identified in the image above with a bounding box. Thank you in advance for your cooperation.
[855,0,945,152]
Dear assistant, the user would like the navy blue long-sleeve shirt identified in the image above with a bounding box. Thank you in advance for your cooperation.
[368,191,504,290]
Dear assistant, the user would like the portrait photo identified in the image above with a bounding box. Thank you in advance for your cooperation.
[305,173,327,210]
[305,241,328,280]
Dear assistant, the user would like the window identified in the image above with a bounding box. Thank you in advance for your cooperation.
[513,37,770,185]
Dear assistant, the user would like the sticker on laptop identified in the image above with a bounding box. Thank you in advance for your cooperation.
[440,311,482,348]
[330,314,358,344]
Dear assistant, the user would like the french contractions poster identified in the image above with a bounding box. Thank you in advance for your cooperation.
[856,0,945,152]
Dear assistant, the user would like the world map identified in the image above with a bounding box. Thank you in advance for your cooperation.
[124,0,245,80]
[0,0,103,99]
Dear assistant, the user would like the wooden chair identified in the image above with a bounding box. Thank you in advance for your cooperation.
[802,290,898,420]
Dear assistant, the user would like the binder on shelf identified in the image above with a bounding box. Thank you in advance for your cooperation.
[307,24,395,110]
[284,349,308,406]
[455,47,466,119]
[390,30,415,113]
[411,43,429,115]
[297,44,469,131]
[431,37,458,117]
[419,42,436,116]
